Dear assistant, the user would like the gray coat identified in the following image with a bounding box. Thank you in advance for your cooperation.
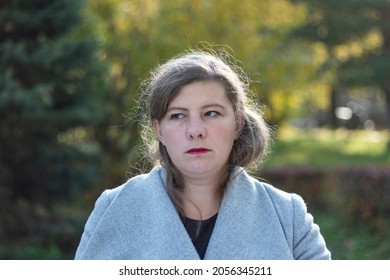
[75,166,331,260]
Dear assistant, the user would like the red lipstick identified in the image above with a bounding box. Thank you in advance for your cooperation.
[186,148,210,154]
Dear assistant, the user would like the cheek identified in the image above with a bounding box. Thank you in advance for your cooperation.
[211,124,237,150]
[219,122,238,141]
[160,125,182,146]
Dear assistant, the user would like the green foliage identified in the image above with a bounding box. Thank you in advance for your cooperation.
[0,0,107,252]
[289,0,390,130]
[330,165,390,231]
[290,0,384,45]
[259,166,327,210]
[0,0,106,201]
[0,200,86,259]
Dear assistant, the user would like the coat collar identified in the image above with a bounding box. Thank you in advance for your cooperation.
[155,167,293,260]
[84,166,293,259]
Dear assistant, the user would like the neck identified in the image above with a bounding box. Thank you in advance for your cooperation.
[182,175,224,220]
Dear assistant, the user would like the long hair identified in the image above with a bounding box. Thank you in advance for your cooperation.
[139,50,271,217]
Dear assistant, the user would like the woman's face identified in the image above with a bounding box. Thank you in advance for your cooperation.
[153,80,240,182]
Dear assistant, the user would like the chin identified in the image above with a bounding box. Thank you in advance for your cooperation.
[183,164,221,176]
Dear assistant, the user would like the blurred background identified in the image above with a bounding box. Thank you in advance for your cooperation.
[1,0,389,259]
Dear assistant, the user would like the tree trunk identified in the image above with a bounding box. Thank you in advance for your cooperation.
[329,87,339,128]
[380,6,390,151]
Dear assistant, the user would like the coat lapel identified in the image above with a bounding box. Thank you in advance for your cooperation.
[82,167,200,259]
[118,167,200,259]
[204,168,294,260]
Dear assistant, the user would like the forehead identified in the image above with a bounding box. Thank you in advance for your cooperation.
[168,80,231,108]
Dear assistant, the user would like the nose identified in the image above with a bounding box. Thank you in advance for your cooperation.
[186,118,206,140]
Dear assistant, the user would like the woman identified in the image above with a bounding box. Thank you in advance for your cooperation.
[75,50,331,260]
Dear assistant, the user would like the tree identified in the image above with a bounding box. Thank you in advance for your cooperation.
[289,0,390,130]
[0,0,106,257]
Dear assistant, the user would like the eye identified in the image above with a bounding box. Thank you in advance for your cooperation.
[170,113,186,120]
[205,111,219,117]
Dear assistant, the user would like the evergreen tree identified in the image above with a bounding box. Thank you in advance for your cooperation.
[0,0,106,255]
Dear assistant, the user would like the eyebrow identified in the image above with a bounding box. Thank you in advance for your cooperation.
[166,104,226,112]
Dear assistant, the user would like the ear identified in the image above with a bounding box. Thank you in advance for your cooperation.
[152,120,166,145]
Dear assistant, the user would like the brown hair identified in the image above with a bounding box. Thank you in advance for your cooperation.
[139,50,271,216]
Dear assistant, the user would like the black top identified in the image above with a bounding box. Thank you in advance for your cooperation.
[181,213,218,259]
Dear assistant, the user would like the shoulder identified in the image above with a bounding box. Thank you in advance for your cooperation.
[234,169,330,259]
[232,167,305,210]
[222,168,331,260]
[230,168,310,230]
[260,180,306,211]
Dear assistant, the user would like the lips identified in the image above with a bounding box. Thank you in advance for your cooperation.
[186,148,210,154]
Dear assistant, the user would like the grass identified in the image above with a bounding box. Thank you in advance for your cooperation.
[264,126,390,169]
[264,126,390,259]
[313,210,390,260]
